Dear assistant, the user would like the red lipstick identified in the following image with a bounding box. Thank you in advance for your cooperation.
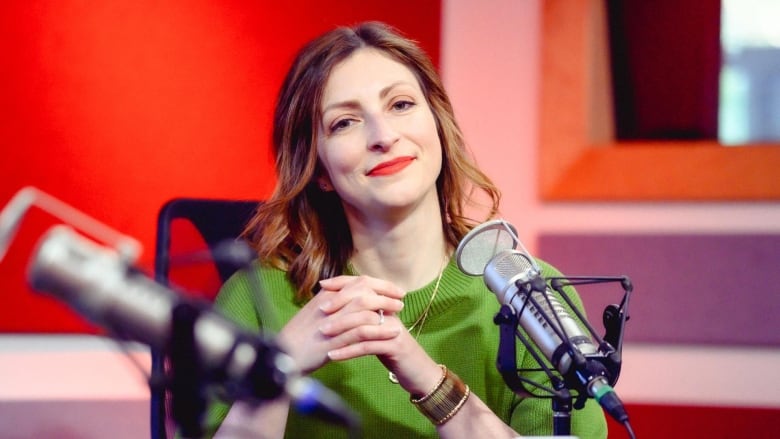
[367,156,414,176]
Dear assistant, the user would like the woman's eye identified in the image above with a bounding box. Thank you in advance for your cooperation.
[392,100,415,111]
[330,118,354,133]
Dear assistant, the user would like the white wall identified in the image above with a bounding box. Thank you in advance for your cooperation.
[442,0,542,242]
[0,335,150,438]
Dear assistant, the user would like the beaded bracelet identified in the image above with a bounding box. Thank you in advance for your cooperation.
[410,365,471,425]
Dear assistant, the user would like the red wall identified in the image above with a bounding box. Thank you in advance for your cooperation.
[0,0,441,332]
[607,403,780,439]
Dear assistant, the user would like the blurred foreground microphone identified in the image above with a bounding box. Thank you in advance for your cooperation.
[28,225,355,428]
[456,220,629,426]
[0,187,357,434]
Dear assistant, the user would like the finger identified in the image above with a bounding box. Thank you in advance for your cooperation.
[318,279,405,314]
[327,338,400,361]
[320,308,394,336]
[319,275,406,299]
[320,294,405,322]
[319,292,405,315]
[327,319,403,349]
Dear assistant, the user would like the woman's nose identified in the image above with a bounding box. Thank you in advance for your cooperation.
[366,115,400,151]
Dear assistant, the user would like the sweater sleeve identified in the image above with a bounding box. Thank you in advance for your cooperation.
[212,267,263,331]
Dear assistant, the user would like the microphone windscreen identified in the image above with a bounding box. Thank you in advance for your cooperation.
[455,220,519,276]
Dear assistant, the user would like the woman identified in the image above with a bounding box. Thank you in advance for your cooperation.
[207,21,607,438]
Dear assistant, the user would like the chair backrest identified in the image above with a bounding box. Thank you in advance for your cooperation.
[151,197,260,439]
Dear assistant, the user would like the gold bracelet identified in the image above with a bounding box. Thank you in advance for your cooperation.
[410,365,471,425]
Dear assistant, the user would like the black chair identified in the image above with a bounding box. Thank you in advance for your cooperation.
[151,197,260,439]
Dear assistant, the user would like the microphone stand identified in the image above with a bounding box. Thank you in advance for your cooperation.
[495,304,573,436]
[551,388,573,437]
[170,302,208,439]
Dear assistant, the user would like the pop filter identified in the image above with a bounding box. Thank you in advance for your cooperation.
[455,219,525,276]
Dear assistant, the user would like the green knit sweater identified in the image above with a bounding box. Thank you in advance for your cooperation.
[203,258,608,438]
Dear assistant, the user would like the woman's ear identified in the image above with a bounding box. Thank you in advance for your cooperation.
[316,175,334,192]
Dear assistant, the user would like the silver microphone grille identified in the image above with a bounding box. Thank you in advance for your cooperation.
[483,250,539,302]
[491,251,536,281]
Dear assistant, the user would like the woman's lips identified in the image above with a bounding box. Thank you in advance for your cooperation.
[367,156,415,176]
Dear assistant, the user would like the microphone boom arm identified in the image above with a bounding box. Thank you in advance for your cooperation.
[549,275,633,386]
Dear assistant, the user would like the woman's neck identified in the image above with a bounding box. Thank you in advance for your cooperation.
[346,199,450,291]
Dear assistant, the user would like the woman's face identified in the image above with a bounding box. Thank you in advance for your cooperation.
[316,48,442,222]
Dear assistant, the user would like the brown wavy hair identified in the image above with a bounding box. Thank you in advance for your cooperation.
[243,21,500,302]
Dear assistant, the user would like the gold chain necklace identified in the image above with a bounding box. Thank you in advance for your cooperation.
[388,261,446,384]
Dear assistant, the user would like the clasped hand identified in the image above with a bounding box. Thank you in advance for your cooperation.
[275,274,434,391]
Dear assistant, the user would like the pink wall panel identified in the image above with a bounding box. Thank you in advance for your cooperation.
[538,233,780,346]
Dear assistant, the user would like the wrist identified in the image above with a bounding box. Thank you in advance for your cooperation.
[410,364,471,425]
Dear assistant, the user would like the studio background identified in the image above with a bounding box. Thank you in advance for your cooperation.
[1,1,778,438]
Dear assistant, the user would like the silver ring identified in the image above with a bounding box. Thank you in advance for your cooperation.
[378,309,385,325]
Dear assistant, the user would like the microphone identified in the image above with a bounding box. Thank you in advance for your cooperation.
[483,249,628,423]
[456,220,629,425]
[25,224,357,430]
